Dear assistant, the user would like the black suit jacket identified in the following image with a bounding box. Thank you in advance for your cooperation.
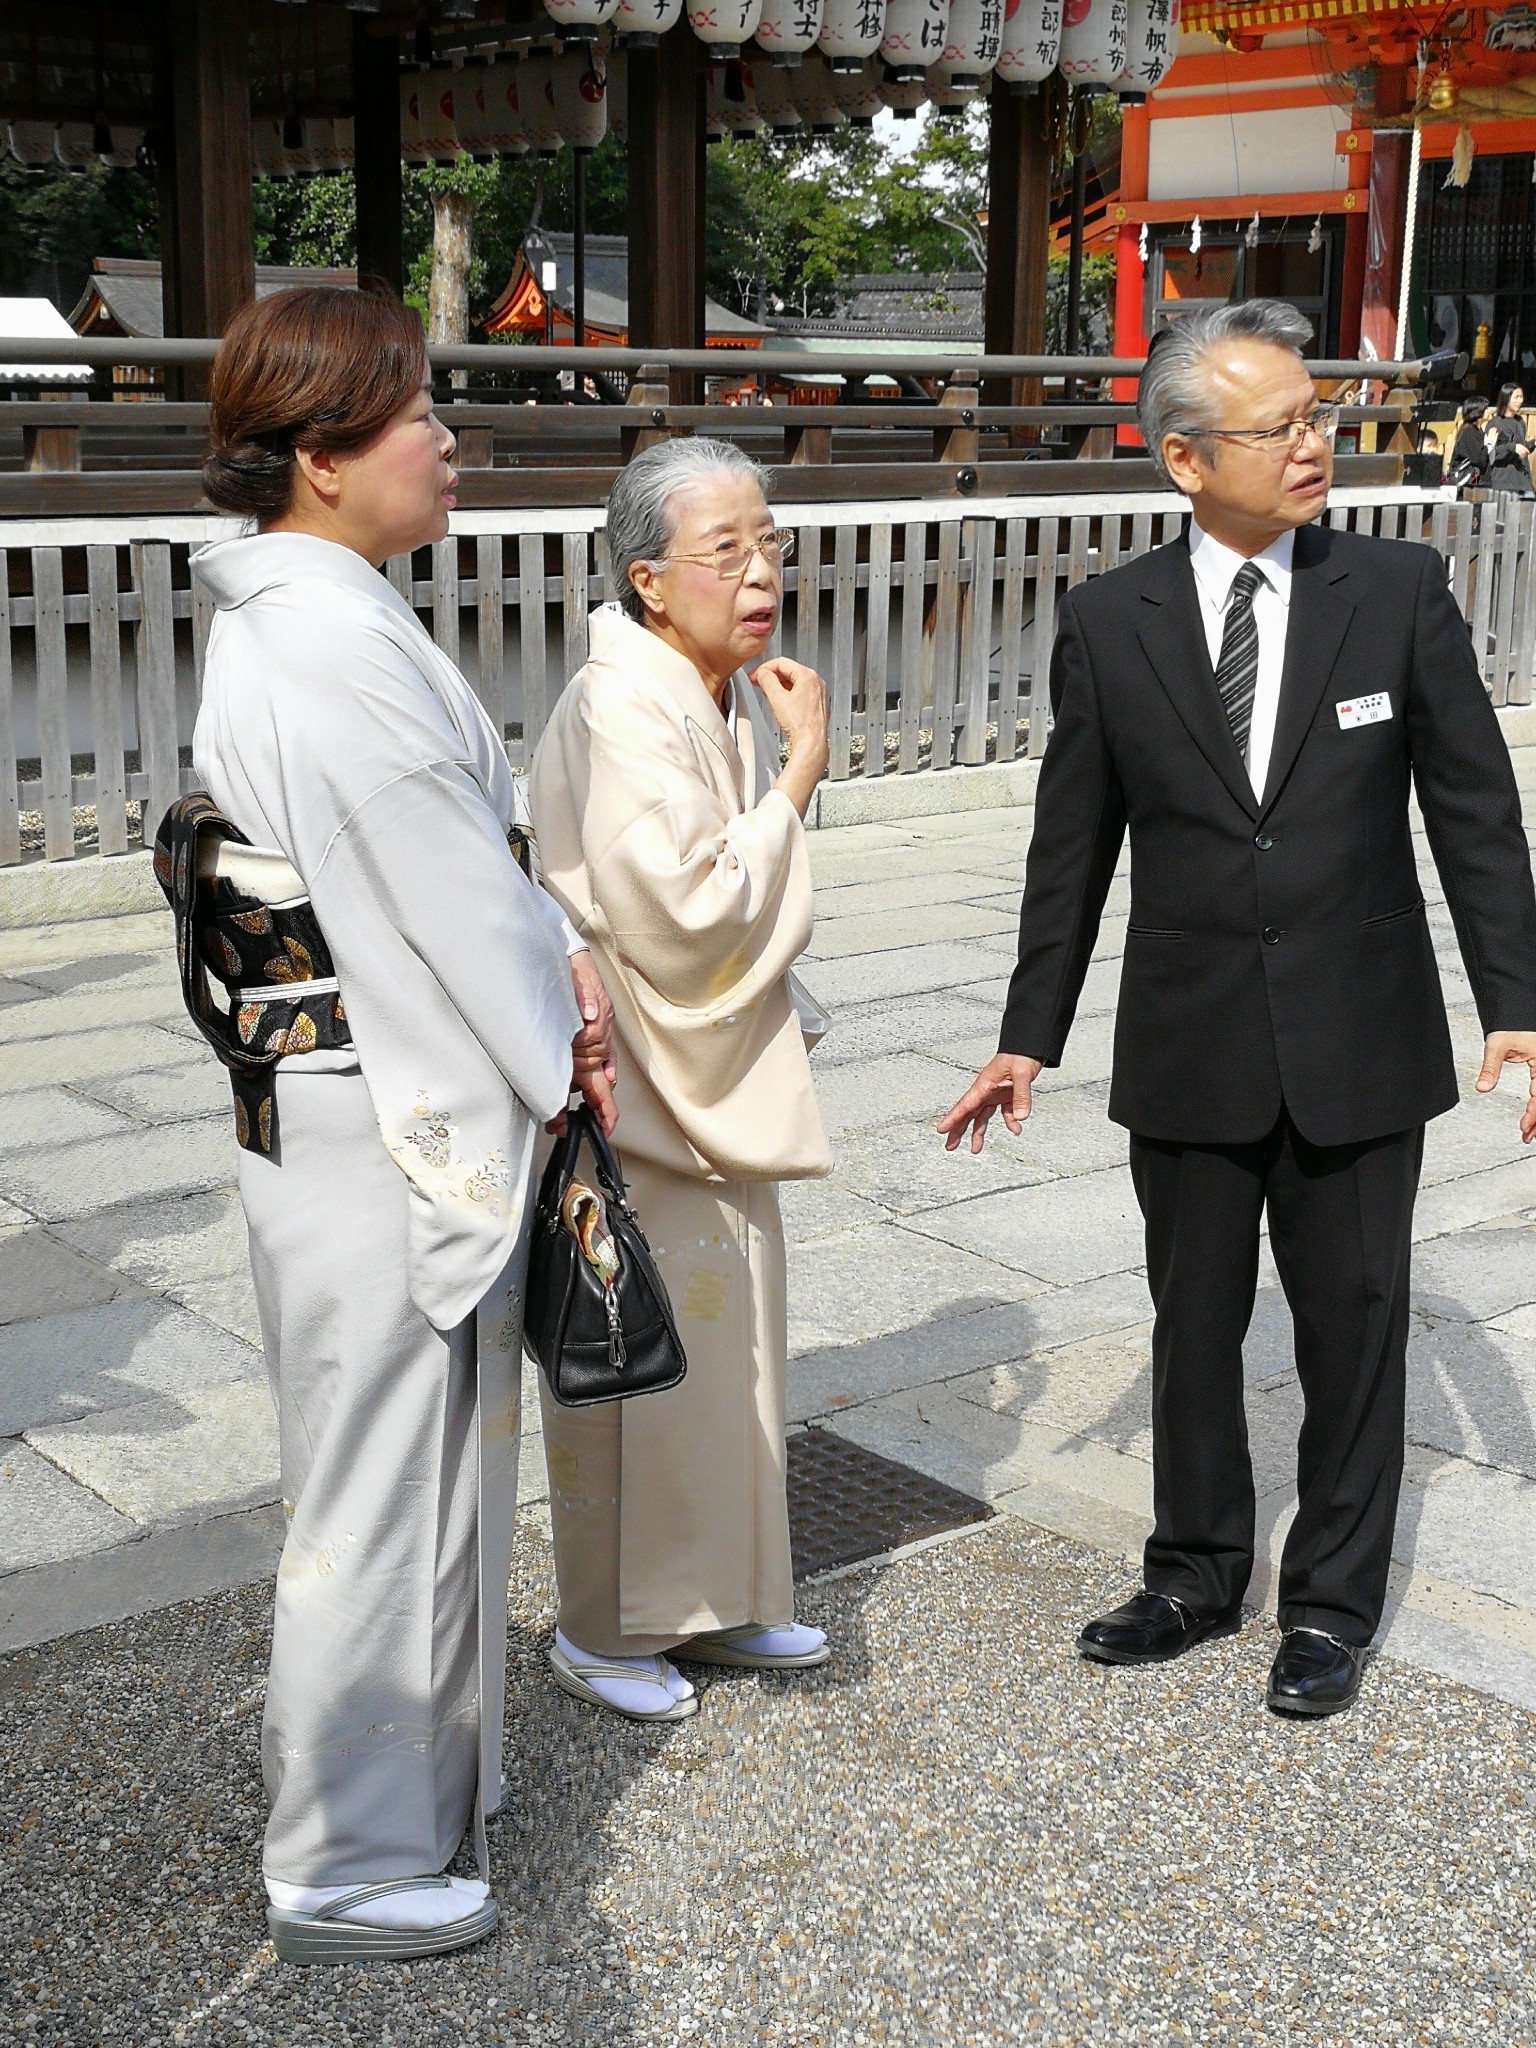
[998,523,1536,1146]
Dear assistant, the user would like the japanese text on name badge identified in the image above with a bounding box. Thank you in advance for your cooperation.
[1336,694,1392,730]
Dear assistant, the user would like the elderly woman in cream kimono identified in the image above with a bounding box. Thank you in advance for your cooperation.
[529,437,833,1721]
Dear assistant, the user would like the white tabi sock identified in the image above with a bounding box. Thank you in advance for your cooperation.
[265,1874,489,1930]
[711,1623,827,1660]
[554,1628,695,1715]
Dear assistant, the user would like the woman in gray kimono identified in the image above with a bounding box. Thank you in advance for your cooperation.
[191,287,614,1964]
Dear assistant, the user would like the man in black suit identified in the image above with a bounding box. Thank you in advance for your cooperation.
[939,300,1536,1717]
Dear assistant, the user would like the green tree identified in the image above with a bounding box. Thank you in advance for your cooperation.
[252,173,357,269]
[0,159,158,314]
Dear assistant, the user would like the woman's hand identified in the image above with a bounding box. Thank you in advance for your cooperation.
[569,950,618,1135]
[751,657,829,820]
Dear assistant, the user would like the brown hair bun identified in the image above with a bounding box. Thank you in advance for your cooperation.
[204,286,428,520]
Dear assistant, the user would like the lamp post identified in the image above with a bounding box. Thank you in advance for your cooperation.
[542,258,558,349]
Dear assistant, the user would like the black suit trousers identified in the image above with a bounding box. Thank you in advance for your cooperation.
[1128,1110,1423,1643]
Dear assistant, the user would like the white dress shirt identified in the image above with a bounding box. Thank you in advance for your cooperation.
[1187,521,1295,798]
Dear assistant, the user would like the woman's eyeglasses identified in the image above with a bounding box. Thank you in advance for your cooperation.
[667,528,797,579]
[1206,404,1342,455]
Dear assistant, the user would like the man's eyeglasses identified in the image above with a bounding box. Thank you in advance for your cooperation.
[666,528,796,579]
[1205,404,1341,455]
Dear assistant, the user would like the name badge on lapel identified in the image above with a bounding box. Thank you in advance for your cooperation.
[1336,693,1392,731]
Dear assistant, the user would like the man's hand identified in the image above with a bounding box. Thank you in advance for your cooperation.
[1475,1031,1536,1143]
[937,1054,1044,1155]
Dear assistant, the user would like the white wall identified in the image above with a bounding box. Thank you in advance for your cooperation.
[1147,104,1350,201]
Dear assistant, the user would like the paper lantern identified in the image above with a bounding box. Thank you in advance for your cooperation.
[829,57,883,124]
[1116,0,1179,96]
[53,124,99,170]
[928,71,980,109]
[880,0,949,80]
[754,0,823,65]
[996,0,1061,93]
[551,48,609,150]
[719,58,766,134]
[712,58,765,136]
[251,119,289,177]
[613,0,686,45]
[706,64,732,139]
[543,0,622,38]
[415,67,464,158]
[1058,0,1128,85]
[687,0,764,59]
[399,76,429,165]
[470,61,532,154]
[817,0,887,71]
[8,122,57,166]
[878,70,929,114]
[752,57,804,127]
[791,51,847,129]
[520,52,565,156]
[301,119,351,174]
[936,0,1002,83]
[100,126,144,169]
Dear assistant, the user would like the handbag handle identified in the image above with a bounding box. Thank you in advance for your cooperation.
[553,1099,630,1211]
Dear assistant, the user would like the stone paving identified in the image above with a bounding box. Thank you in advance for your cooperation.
[4,749,1536,1725]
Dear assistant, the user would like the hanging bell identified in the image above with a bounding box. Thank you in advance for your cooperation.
[1426,69,1458,115]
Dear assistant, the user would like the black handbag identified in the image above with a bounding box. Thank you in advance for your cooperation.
[525,1102,687,1408]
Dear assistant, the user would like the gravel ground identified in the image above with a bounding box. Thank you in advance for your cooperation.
[5,1516,1534,2047]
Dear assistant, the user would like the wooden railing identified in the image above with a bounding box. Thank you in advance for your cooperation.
[0,338,1439,515]
[3,484,1531,868]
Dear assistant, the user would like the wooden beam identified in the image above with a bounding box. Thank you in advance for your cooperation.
[353,17,404,298]
[626,23,705,401]
[983,90,1052,409]
[165,0,254,351]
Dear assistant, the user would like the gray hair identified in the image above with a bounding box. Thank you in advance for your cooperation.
[1138,299,1315,486]
[605,436,772,621]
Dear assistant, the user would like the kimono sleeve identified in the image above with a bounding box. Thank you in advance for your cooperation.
[583,710,813,1014]
[311,759,581,1123]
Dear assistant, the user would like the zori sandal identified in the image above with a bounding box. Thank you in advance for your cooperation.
[681,1623,831,1670]
[547,1642,699,1722]
[266,1877,498,1966]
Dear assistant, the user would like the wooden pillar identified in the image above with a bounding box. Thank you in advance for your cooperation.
[1333,123,1371,357]
[1111,102,1151,446]
[1360,69,1411,368]
[164,0,254,349]
[627,23,705,401]
[983,87,1053,408]
[353,16,404,297]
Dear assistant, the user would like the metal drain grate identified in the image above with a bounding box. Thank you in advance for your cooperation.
[786,1428,995,1580]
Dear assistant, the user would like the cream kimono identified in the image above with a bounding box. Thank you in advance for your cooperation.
[529,604,830,1653]
[192,532,580,1886]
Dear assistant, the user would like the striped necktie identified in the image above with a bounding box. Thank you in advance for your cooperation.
[1215,560,1266,763]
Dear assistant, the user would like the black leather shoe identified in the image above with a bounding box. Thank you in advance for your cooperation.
[1266,1628,1366,1718]
[1076,1589,1242,1666]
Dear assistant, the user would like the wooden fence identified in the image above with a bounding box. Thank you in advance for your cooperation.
[1,486,1532,867]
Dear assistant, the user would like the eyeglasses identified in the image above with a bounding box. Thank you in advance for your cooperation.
[1205,404,1341,455]
[666,528,796,579]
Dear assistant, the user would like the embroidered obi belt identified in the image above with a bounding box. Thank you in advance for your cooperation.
[154,793,353,1156]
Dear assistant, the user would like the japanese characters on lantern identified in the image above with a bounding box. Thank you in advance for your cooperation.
[996,0,1062,94]
[936,0,1003,85]
[818,0,888,71]
[687,0,767,58]
[1117,0,1179,94]
[1058,0,1129,85]
[879,0,950,82]
[754,0,825,64]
